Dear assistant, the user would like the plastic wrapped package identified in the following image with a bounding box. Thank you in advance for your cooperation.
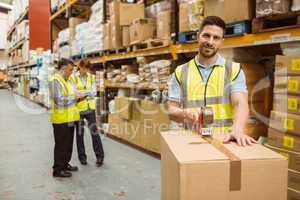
[179,0,204,32]
[256,0,291,18]
[58,45,71,59]
[58,28,70,44]
[292,0,300,10]
[145,0,171,18]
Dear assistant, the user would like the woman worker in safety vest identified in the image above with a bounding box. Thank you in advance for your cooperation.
[49,58,82,178]
[72,59,104,167]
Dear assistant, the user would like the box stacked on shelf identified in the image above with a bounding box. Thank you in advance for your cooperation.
[145,1,172,42]
[204,0,255,24]
[108,0,145,48]
[129,18,156,44]
[179,0,204,32]
[268,55,300,199]
[108,97,170,153]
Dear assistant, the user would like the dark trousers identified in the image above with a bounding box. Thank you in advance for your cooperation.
[52,123,75,172]
[75,111,104,161]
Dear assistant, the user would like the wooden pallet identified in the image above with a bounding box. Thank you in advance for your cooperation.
[131,39,170,51]
[225,20,251,38]
[104,47,128,55]
[178,31,198,43]
[85,51,104,58]
[71,54,82,61]
[252,11,300,33]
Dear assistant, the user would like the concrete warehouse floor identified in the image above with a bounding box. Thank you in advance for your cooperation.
[0,89,160,200]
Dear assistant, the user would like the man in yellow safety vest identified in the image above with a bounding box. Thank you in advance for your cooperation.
[168,16,256,146]
[49,58,84,178]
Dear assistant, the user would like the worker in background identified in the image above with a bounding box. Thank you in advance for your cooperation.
[168,16,256,146]
[49,58,81,178]
[72,59,104,167]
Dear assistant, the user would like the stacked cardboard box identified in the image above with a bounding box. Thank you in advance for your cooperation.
[269,55,300,199]
[243,63,271,139]
[109,97,170,153]
[179,0,205,32]
[204,0,255,24]
[129,18,156,44]
[156,10,171,41]
[109,0,145,49]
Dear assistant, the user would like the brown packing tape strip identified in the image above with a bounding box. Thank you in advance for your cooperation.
[205,137,242,191]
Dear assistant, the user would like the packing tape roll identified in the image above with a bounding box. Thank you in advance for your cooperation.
[201,107,214,126]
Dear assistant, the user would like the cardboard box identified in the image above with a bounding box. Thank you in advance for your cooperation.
[204,0,225,20]
[104,22,112,50]
[275,55,300,76]
[109,1,145,26]
[179,3,190,32]
[273,94,300,115]
[157,10,171,40]
[111,21,122,49]
[270,111,300,137]
[223,0,255,23]
[122,26,130,47]
[140,100,170,153]
[245,121,268,139]
[288,188,300,200]
[289,170,300,191]
[265,143,300,172]
[130,18,156,44]
[274,76,300,95]
[161,131,287,200]
[204,0,254,23]
[140,100,170,124]
[268,128,300,152]
[108,113,124,139]
[114,97,141,120]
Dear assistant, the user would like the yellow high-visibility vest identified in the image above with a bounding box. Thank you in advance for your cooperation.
[175,58,241,134]
[50,73,80,124]
[73,73,96,112]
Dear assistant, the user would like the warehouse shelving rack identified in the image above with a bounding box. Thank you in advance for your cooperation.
[7,0,52,107]
[48,0,300,112]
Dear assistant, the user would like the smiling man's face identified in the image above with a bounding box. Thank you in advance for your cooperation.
[198,25,224,58]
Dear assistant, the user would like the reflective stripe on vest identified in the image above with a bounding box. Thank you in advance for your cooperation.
[74,73,96,112]
[175,58,241,133]
[50,73,80,124]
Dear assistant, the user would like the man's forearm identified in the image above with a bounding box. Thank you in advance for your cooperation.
[168,103,195,125]
[232,101,249,134]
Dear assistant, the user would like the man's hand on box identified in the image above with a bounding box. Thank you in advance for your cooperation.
[223,132,257,147]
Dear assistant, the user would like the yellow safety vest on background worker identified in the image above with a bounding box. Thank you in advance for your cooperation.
[50,73,80,124]
[74,73,96,112]
[175,58,241,134]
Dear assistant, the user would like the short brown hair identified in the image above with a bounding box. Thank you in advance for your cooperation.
[199,16,226,36]
[57,58,75,70]
[78,59,91,69]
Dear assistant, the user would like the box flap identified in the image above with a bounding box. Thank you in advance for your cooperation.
[223,142,286,160]
[161,131,228,163]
